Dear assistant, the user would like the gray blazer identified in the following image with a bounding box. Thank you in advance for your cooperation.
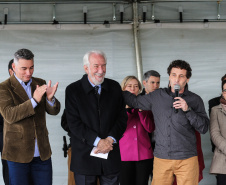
[210,104,226,174]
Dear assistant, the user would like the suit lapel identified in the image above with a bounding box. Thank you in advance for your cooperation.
[220,106,226,115]
[30,78,38,96]
[10,75,29,102]
[81,74,94,95]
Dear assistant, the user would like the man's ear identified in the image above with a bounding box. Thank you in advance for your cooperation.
[9,69,14,76]
[142,80,146,87]
[83,65,89,74]
[12,63,16,72]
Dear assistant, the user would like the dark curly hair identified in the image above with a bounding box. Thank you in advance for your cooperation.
[167,60,192,79]
[221,74,226,82]
[222,80,226,91]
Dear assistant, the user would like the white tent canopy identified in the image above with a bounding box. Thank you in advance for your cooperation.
[0,1,226,184]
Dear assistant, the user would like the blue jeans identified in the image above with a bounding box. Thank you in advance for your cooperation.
[7,157,52,185]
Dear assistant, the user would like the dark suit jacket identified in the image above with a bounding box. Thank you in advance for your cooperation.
[208,96,221,115]
[61,109,71,137]
[65,74,127,175]
[0,75,61,163]
[208,96,221,152]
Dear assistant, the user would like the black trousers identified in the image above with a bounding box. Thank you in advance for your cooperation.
[74,171,120,185]
[217,174,226,185]
[119,159,153,185]
[0,132,10,185]
[1,159,10,185]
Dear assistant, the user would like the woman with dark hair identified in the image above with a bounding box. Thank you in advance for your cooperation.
[210,80,226,185]
[119,76,155,185]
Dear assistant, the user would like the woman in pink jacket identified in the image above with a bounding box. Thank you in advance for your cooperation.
[119,76,155,185]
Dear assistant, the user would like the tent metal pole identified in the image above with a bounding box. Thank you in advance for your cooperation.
[132,1,143,82]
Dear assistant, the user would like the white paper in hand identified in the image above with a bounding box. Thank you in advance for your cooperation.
[90,147,109,159]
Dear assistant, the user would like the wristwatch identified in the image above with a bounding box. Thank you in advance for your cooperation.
[184,107,192,113]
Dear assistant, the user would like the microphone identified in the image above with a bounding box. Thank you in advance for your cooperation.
[174,84,180,113]
[62,136,68,158]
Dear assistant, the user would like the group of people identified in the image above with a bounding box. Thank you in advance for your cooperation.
[0,48,225,185]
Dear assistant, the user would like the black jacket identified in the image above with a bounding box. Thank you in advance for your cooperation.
[208,96,221,115]
[0,114,3,153]
[208,96,221,152]
[65,74,127,175]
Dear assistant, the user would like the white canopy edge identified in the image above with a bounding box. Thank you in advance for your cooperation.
[1,22,226,30]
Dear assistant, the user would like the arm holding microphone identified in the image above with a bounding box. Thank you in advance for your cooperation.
[173,84,184,113]
[173,96,208,134]
[172,84,209,134]
[173,97,189,112]
[173,84,190,113]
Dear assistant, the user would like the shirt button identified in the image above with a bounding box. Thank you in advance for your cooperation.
[134,138,137,140]
[133,125,136,128]
[168,135,170,137]
[168,125,170,127]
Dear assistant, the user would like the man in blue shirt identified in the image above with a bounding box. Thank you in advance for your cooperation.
[0,49,61,185]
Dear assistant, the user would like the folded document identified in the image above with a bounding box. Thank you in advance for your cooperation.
[90,147,109,159]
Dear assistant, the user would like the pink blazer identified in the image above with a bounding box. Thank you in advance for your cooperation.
[119,109,155,161]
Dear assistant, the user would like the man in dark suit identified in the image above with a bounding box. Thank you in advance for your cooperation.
[65,50,127,185]
[0,59,14,185]
[142,70,160,95]
[140,70,160,181]
[0,49,61,185]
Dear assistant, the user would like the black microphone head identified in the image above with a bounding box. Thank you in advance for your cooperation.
[174,84,180,97]
[173,84,180,113]
[174,84,180,91]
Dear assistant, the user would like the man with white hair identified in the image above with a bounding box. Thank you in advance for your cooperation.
[65,50,127,185]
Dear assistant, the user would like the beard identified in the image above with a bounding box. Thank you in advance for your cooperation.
[90,73,105,85]
[88,66,105,85]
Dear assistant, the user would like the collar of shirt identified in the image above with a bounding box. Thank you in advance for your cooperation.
[167,84,189,97]
[87,76,101,94]
[14,74,33,99]
[14,73,32,87]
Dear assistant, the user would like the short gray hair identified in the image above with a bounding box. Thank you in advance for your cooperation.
[143,70,160,82]
[83,50,107,67]
[14,49,34,65]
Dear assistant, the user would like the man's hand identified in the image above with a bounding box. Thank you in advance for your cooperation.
[94,137,114,154]
[33,84,47,103]
[173,97,188,112]
[46,80,59,101]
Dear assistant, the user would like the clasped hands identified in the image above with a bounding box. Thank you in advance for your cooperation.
[94,137,114,154]
[33,80,59,103]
